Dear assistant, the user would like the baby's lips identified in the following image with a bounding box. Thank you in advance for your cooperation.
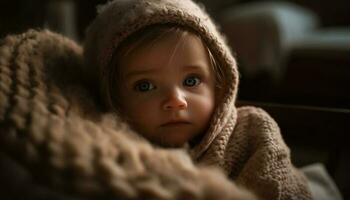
[160,120,191,126]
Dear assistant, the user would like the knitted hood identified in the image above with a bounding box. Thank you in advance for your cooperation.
[84,0,239,160]
[0,29,257,200]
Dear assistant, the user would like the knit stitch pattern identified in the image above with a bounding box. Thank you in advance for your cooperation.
[83,0,239,158]
[0,29,255,200]
[82,0,312,199]
[198,106,312,200]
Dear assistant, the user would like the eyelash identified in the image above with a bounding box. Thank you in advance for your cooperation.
[134,80,156,92]
[133,75,202,92]
[183,75,201,87]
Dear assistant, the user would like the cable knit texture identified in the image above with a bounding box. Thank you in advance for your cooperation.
[83,0,312,199]
[0,29,256,200]
[84,0,238,160]
[0,0,311,199]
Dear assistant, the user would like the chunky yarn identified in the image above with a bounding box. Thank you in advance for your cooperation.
[0,29,256,200]
[82,1,312,199]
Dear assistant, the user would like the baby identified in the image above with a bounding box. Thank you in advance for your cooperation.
[84,0,311,199]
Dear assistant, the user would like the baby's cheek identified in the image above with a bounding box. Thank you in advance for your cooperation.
[190,96,214,125]
[203,99,215,117]
[128,99,156,120]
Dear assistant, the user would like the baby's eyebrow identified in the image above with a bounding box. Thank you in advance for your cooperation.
[183,64,209,73]
[125,68,158,78]
[125,64,207,79]
[184,65,205,71]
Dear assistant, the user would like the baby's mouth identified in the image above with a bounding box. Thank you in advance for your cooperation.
[160,120,191,127]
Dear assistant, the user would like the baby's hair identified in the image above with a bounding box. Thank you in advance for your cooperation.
[102,23,224,112]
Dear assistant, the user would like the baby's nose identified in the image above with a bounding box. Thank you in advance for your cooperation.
[163,89,188,110]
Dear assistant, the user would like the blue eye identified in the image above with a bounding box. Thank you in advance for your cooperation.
[134,81,156,92]
[183,76,201,87]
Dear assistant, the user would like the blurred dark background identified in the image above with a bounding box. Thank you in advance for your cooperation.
[1,0,349,107]
[1,0,350,41]
[1,0,349,199]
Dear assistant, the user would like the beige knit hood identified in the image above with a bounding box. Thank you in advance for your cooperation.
[84,0,239,160]
[85,1,312,199]
[0,28,256,199]
[0,0,312,199]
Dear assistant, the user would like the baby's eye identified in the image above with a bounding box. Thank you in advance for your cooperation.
[134,81,156,92]
[183,76,201,87]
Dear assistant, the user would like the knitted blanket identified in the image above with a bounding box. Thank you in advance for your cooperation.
[0,30,256,199]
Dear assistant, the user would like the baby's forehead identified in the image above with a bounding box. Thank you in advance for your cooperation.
[118,32,211,74]
[116,25,204,55]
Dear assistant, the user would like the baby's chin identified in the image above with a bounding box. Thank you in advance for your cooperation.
[146,131,205,149]
[149,137,189,149]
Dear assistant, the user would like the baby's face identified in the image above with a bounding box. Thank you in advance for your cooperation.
[116,32,216,147]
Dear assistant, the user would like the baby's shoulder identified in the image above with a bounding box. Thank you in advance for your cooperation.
[235,106,283,144]
[236,106,276,125]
